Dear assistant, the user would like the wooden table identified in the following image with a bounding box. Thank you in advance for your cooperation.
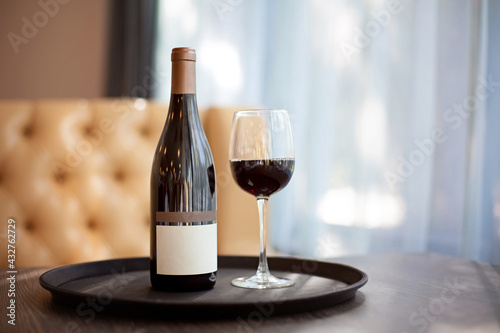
[1,253,499,333]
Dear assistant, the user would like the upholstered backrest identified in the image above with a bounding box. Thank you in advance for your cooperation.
[0,99,258,267]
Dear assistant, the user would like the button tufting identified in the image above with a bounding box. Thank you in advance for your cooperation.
[22,125,34,138]
[140,126,150,137]
[25,220,35,232]
[82,126,93,137]
[114,170,125,182]
[0,99,205,266]
[54,170,67,184]
[87,219,97,230]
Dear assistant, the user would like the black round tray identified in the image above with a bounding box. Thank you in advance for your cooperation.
[39,256,367,319]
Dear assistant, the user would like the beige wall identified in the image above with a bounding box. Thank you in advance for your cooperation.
[0,0,109,98]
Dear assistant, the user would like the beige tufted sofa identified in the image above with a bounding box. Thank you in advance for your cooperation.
[0,99,259,267]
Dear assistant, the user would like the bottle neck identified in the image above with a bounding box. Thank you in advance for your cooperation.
[171,60,196,94]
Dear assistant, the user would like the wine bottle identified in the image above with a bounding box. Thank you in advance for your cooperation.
[150,47,217,291]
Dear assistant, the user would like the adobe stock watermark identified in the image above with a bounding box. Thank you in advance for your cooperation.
[50,66,166,177]
[50,267,134,333]
[6,218,17,326]
[340,0,404,63]
[7,0,71,54]
[401,277,468,333]
[385,74,500,191]
[314,234,343,258]
[236,258,319,333]
[212,0,244,20]
[216,169,232,191]
[236,234,337,333]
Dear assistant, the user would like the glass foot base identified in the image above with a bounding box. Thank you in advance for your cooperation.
[231,274,295,289]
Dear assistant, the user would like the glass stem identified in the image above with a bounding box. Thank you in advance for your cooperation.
[256,197,271,280]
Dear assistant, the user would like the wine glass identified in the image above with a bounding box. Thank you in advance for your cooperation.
[229,109,295,289]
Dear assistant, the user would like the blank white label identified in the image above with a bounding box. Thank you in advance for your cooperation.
[156,224,217,275]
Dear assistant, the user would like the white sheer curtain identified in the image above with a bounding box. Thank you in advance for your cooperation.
[155,0,500,264]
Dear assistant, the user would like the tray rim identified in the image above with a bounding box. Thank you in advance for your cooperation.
[39,255,368,317]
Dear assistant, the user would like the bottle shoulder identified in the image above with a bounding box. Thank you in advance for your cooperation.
[153,129,214,167]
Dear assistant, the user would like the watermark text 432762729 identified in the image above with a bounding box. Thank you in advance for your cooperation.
[6,218,17,326]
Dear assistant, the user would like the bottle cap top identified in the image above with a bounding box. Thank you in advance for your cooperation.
[171,47,196,61]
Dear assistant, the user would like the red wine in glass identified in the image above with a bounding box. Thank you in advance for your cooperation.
[230,158,295,197]
[229,109,295,289]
